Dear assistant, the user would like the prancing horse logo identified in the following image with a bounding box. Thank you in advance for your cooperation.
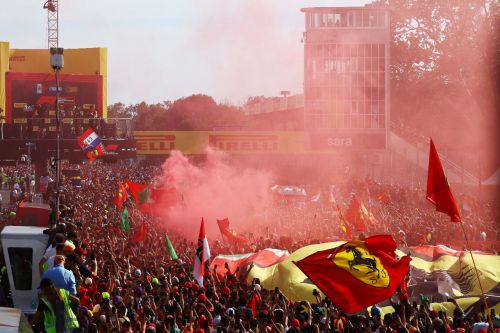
[331,242,389,287]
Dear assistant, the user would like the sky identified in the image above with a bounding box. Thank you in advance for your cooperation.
[0,0,369,105]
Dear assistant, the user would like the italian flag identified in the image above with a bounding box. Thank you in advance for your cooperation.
[193,218,210,287]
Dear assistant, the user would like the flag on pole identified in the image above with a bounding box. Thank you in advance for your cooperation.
[131,221,147,243]
[120,207,130,232]
[336,204,352,239]
[345,195,366,232]
[360,203,379,225]
[217,218,249,244]
[77,128,106,161]
[113,182,127,211]
[294,235,411,313]
[165,233,178,260]
[193,218,211,286]
[125,180,150,205]
[125,179,153,213]
[426,139,461,222]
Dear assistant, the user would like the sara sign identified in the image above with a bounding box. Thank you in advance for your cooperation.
[309,132,386,150]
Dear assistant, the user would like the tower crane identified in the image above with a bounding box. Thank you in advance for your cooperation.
[43,0,59,49]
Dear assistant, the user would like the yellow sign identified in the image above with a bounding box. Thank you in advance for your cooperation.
[134,131,305,155]
[13,103,26,109]
[134,131,386,155]
[208,134,279,152]
[0,42,108,117]
[332,241,389,287]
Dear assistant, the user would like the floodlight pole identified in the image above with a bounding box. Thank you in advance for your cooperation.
[50,47,64,222]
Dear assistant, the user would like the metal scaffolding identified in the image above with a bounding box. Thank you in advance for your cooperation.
[46,0,59,49]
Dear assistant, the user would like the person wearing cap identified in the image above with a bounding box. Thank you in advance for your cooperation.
[46,243,65,271]
[42,255,77,295]
[39,233,68,275]
[30,278,80,333]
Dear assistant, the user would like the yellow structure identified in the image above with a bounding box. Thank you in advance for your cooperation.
[134,130,369,155]
[0,41,107,118]
[0,42,9,118]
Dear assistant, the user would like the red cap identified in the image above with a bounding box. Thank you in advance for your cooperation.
[291,319,300,327]
[75,247,88,256]
[198,294,207,302]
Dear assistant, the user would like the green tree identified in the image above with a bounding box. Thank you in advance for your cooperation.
[385,0,499,172]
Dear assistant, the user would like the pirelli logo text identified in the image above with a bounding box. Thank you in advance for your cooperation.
[209,135,279,152]
[136,134,176,153]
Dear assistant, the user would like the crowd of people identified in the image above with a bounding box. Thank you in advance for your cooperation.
[0,161,498,332]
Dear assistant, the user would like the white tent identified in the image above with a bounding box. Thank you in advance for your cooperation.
[482,168,500,186]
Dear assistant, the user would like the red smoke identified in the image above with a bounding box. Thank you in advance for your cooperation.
[156,149,274,240]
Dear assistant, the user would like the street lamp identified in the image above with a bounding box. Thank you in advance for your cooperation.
[50,47,63,221]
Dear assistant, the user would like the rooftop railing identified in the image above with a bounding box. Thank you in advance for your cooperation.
[0,117,134,140]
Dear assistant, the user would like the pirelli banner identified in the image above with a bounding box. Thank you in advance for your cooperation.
[134,131,299,155]
[134,131,386,155]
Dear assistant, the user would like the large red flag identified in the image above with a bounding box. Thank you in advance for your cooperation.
[131,222,147,243]
[193,218,211,286]
[125,180,149,205]
[125,179,153,213]
[294,235,411,313]
[149,187,178,215]
[345,195,366,232]
[217,218,249,244]
[426,139,460,222]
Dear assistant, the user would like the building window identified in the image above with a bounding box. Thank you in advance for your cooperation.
[327,13,335,27]
[8,247,33,291]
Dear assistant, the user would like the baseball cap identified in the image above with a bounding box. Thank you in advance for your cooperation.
[74,247,87,256]
[38,278,53,289]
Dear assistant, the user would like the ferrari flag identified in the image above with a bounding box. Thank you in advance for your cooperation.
[77,128,106,161]
[294,235,411,313]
